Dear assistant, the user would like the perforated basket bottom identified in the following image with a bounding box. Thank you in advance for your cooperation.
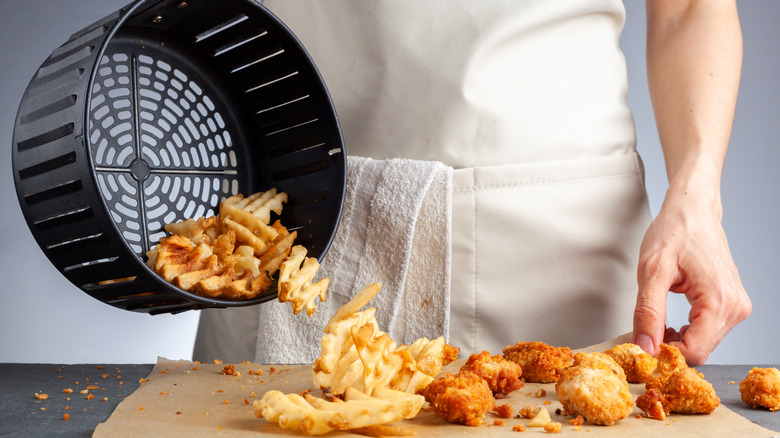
[88,36,252,257]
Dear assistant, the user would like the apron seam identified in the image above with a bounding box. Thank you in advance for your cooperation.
[453,170,639,193]
[470,168,478,352]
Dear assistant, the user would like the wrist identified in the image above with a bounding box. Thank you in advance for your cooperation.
[662,149,724,220]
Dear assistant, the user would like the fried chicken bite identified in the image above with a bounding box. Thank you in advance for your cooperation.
[635,344,719,420]
[740,367,780,412]
[416,371,494,426]
[460,351,523,396]
[644,343,687,389]
[502,341,573,383]
[603,343,658,383]
[555,354,634,426]
[572,352,627,381]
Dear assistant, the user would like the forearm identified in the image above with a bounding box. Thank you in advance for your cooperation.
[646,0,742,218]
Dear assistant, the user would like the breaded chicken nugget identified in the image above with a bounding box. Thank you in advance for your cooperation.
[636,344,719,419]
[572,352,627,381]
[416,371,494,426]
[603,343,658,383]
[460,351,523,396]
[644,343,687,389]
[502,341,573,383]
[555,359,634,426]
[740,367,780,412]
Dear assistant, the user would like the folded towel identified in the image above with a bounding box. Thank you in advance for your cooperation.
[253,156,452,364]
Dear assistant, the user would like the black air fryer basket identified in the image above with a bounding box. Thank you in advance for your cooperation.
[12,0,346,314]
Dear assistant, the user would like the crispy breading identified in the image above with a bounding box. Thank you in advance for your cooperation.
[644,343,688,390]
[460,351,523,396]
[572,352,627,381]
[740,367,780,412]
[502,341,573,383]
[416,371,495,426]
[555,359,634,426]
[603,343,658,383]
[635,344,719,419]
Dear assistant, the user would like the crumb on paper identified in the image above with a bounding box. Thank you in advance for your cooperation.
[34,393,48,400]
[518,405,541,419]
[495,403,513,418]
[512,424,526,432]
[544,422,562,433]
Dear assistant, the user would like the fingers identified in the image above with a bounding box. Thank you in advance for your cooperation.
[633,266,671,357]
[665,286,752,366]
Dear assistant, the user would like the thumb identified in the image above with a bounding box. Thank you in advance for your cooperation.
[633,273,669,357]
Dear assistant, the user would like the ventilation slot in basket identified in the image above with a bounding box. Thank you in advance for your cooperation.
[33,207,94,231]
[17,151,77,180]
[16,123,75,152]
[19,95,78,125]
[23,179,83,205]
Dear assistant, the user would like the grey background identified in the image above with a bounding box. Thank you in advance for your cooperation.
[1,1,777,364]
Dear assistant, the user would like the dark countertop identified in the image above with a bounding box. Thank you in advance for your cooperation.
[0,363,778,437]
[0,363,152,438]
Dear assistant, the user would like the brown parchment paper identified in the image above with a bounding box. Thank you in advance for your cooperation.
[94,337,778,437]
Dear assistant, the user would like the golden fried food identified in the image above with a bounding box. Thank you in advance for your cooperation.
[254,385,423,435]
[635,388,668,421]
[603,343,658,383]
[644,343,688,390]
[278,245,328,316]
[147,189,329,310]
[555,355,634,426]
[635,344,719,419]
[460,350,523,396]
[416,371,495,426]
[572,352,627,381]
[312,283,459,395]
[391,337,459,393]
[740,367,780,412]
[502,341,573,383]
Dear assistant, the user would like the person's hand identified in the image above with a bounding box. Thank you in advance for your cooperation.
[632,192,751,366]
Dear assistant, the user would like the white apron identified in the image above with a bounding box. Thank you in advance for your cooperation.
[194,0,652,362]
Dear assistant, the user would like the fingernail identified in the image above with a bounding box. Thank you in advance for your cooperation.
[635,333,654,355]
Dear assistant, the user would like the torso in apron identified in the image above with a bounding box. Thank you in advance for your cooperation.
[201,0,652,359]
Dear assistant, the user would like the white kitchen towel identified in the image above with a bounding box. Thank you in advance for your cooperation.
[253,156,453,364]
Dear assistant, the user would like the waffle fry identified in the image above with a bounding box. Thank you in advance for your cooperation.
[278,245,329,316]
[164,216,218,244]
[254,385,423,436]
[312,283,459,395]
[147,189,329,307]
